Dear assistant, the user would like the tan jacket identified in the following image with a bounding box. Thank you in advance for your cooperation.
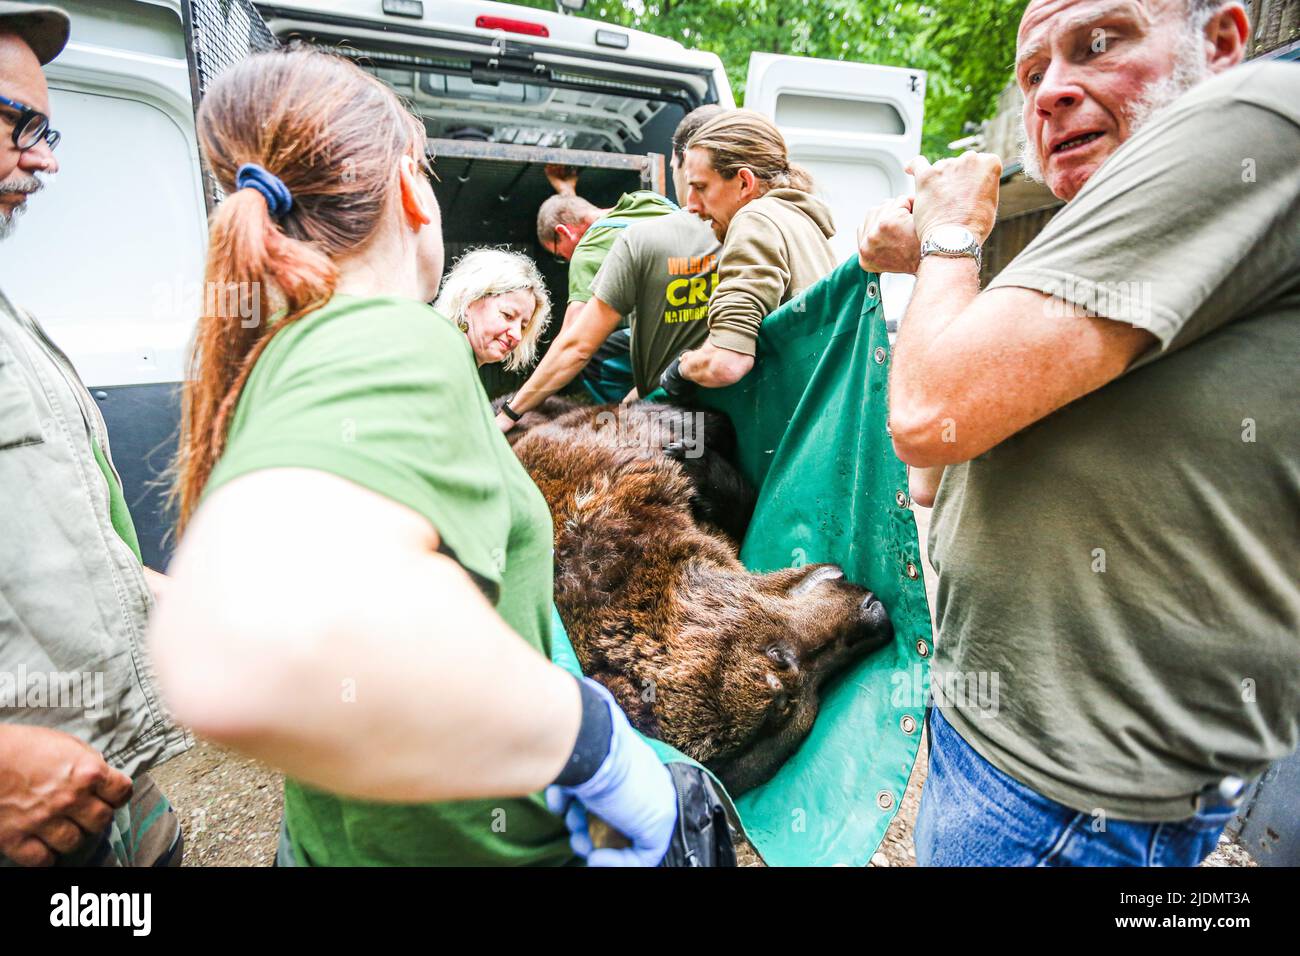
[0,288,190,783]
[706,188,838,356]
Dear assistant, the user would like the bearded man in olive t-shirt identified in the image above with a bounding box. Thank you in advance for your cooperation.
[865,0,1298,866]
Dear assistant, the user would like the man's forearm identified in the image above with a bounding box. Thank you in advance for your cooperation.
[509,300,619,416]
[678,341,755,388]
[510,332,596,414]
[888,256,981,464]
[907,465,945,508]
[893,256,981,379]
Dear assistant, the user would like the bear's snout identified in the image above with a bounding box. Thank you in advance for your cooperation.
[850,592,894,649]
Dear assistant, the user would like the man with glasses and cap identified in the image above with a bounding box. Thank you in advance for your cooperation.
[0,2,190,868]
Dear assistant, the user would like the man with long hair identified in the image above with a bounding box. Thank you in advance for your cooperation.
[666,109,838,392]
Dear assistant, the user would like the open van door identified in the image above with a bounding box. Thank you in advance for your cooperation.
[743,53,926,328]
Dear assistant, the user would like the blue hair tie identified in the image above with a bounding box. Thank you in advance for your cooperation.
[235,163,293,219]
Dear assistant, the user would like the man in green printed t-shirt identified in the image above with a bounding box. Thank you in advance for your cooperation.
[866,0,1299,866]
[536,184,678,402]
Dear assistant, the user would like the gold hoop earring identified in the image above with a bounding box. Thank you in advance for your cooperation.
[457,318,469,333]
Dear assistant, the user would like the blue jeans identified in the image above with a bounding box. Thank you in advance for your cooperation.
[914,706,1237,866]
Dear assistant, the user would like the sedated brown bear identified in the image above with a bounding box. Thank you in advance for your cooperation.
[503,396,894,795]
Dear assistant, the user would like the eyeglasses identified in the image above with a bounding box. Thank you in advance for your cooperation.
[550,227,567,264]
[0,93,61,153]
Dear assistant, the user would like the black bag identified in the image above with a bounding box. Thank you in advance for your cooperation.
[659,762,737,867]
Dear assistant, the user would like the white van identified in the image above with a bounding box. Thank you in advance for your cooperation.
[1,0,925,567]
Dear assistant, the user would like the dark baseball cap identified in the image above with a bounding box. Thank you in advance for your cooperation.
[0,2,70,66]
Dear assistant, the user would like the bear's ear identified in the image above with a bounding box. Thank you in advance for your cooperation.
[757,563,845,597]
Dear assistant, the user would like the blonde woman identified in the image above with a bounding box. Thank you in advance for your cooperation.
[434,248,550,369]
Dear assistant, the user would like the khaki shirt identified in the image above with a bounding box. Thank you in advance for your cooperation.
[930,61,1300,821]
[0,287,190,781]
[706,188,838,357]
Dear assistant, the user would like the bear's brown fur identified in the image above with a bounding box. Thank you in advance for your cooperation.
[507,398,893,794]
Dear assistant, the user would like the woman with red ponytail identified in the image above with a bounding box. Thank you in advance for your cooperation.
[148,47,675,867]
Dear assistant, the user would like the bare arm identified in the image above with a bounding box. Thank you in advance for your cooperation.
[677,341,754,388]
[888,153,1155,469]
[148,468,581,803]
[907,466,945,509]
[890,272,1154,467]
[498,297,622,429]
[558,299,586,331]
[544,164,579,196]
[0,725,132,866]
[854,196,940,503]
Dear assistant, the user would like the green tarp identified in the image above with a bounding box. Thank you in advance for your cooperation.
[551,257,933,866]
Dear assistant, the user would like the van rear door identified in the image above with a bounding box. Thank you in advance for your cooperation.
[743,53,926,326]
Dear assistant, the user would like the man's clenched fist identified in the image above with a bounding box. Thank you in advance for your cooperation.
[857,195,922,275]
[908,151,1003,246]
[0,725,132,866]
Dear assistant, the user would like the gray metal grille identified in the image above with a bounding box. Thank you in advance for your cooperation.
[181,0,279,210]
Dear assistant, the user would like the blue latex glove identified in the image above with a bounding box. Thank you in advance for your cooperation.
[546,679,677,867]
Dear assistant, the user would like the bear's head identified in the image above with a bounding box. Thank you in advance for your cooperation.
[666,562,893,794]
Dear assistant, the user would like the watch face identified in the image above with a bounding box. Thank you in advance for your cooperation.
[930,224,976,252]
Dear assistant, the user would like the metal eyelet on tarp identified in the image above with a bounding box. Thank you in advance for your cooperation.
[874,346,887,364]
[905,562,919,579]
[916,639,930,658]
[895,490,909,508]
[900,715,917,734]
[866,280,879,299]
[876,790,895,811]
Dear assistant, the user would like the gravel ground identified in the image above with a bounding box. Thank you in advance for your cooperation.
[151,739,282,867]
[150,502,1254,869]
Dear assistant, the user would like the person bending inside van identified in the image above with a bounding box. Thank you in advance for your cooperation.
[0,2,189,868]
[499,105,723,429]
[663,110,838,395]
[535,162,681,402]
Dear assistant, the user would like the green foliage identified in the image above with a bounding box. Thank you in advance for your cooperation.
[505,0,1026,157]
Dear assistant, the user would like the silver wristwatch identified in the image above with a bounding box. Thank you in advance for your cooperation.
[920,224,982,270]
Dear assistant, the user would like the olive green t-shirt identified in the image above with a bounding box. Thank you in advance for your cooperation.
[929,61,1300,822]
[205,294,572,865]
[590,210,721,395]
[567,190,678,310]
